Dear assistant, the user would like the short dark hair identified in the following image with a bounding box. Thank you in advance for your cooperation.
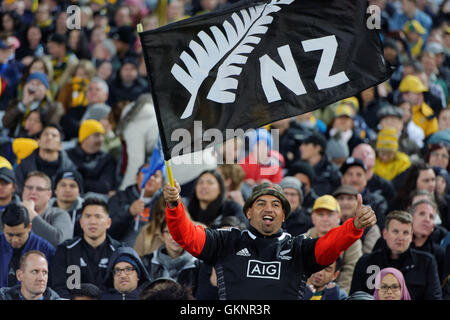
[39,123,64,141]
[1,203,30,227]
[70,283,101,300]
[81,197,109,215]
[138,278,195,300]
[385,210,413,230]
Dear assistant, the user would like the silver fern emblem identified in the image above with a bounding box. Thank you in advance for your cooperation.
[171,0,294,119]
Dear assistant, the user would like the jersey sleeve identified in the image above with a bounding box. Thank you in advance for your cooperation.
[165,201,206,257]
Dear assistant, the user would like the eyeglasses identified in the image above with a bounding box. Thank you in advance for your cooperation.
[24,185,50,192]
[430,151,449,159]
[380,284,401,292]
[112,266,136,276]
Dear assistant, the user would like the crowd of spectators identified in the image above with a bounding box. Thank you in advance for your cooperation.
[0,0,449,300]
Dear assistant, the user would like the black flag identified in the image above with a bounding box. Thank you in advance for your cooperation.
[140,0,393,159]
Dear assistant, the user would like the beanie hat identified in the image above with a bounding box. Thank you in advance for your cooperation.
[287,160,316,183]
[279,176,303,203]
[376,127,399,151]
[54,170,84,194]
[0,156,13,170]
[12,138,39,164]
[114,255,141,278]
[82,103,111,122]
[243,182,291,218]
[79,119,105,143]
[26,72,49,89]
[326,138,349,160]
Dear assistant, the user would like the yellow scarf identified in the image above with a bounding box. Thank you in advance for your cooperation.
[71,77,90,108]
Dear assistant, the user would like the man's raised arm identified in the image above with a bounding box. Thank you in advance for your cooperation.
[164,181,206,257]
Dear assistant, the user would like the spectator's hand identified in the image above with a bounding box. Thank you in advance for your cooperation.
[163,180,181,208]
[22,200,38,221]
[353,194,377,229]
[22,82,36,105]
[129,199,145,216]
[325,282,336,289]
[227,190,245,206]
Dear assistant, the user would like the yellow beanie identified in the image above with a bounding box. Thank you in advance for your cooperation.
[0,156,13,170]
[12,138,39,164]
[79,119,105,143]
[376,127,399,151]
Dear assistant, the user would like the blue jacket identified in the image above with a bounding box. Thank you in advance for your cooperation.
[0,231,55,287]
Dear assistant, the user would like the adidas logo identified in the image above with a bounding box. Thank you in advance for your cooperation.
[236,248,251,257]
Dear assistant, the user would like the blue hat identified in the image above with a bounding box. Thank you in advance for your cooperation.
[114,255,141,278]
[26,72,49,89]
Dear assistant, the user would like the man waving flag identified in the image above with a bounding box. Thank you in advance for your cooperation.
[139,0,393,159]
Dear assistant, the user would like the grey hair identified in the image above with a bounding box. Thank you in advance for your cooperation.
[89,77,109,94]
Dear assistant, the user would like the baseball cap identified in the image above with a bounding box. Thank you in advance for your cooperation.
[399,75,428,93]
[243,182,291,218]
[0,167,16,184]
[333,184,359,197]
[340,157,367,174]
[312,195,340,212]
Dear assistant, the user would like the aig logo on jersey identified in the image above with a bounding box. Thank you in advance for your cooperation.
[246,260,281,280]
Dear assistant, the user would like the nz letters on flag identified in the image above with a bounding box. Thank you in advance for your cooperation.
[140,0,393,158]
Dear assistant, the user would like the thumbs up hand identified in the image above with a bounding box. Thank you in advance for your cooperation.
[353,194,377,230]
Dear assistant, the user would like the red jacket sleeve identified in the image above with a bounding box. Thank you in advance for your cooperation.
[314,217,364,266]
[165,201,206,257]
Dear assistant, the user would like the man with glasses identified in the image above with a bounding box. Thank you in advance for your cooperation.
[51,197,122,299]
[350,210,442,299]
[21,171,72,247]
[101,247,151,300]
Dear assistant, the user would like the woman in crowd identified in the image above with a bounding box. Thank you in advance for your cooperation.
[186,169,246,228]
[373,267,411,300]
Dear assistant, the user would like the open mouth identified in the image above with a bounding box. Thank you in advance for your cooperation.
[263,215,274,224]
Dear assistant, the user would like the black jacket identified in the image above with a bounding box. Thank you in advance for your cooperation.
[311,156,341,196]
[350,241,442,300]
[361,188,388,231]
[15,148,78,194]
[411,236,446,282]
[0,284,61,300]
[283,207,313,236]
[66,145,118,195]
[51,235,122,299]
[107,185,161,246]
[100,247,151,300]
[367,173,397,204]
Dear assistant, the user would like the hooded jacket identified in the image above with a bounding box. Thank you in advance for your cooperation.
[101,247,151,300]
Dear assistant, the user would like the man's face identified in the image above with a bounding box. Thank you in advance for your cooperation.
[341,166,367,193]
[401,91,422,106]
[352,144,375,172]
[438,109,450,131]
[81,132,104,154]
[246,195,285,236]
[311,209,341,235]
[300,142,321,162]
[383,220,413,255]
[412,203,435,238]
[336,194,358,222]
[80,205,111,241]
[54,178,80,204]
[16,254,48,299]
[162,225,183,257]
[120,63,138,84]
[416,169,436,194]
[0,179,15,201]
[113,261,139,294]
[38,127,62,152]
[308,262,338,290]
[283,187,300,211]
[86,82,108,104]
[22,176,52,213]
[3,223,31,249]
